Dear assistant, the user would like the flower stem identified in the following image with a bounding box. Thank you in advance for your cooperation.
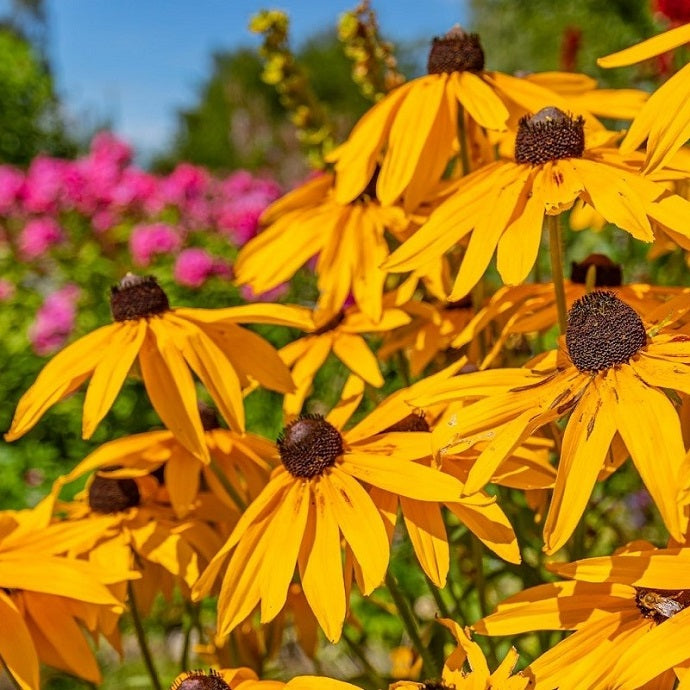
[342,627,388,689]
[128,581,163,690]
[423,572,452,619]
[209,460,247,512]
[547,213,568,334]
[385,571,440,678]
[471,536,498,668]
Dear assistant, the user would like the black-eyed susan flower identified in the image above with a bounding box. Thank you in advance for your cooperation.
[234,171,409,323]
[415,290,690,554]
[452,254,690,368]
[598,22,690,173]
[192,376,467,643]
[171,668,364,689]
[328,27,629,210]
[384,106,690,301]
[473,541,690,689]
[56,403,274,518]
[0,497,136,689]
[391,617,528,690]
[5,274,312,461]
[278,301,410,418]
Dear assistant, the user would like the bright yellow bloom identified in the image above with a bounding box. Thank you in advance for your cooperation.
[384,107,690,301]
[5,274,312,461]
[599,22,690,173]
[328,27,624,210]
[415,291,690,554]
[235,172,409,323]
[171,668,364,689]
[391,618,528,690]
[279,301,410,418]
[193,376,467,643]
[56,406,274,518]
[474,541,690,689]
[0,497,135,689]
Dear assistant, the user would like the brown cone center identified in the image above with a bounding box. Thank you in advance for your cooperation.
[278,415,344,478]
[88,474,141,513]
[570,254,622,287]
[110,273,170,321]
[427,26,484,73]
[171,670,230,690]
[566,291,646,372]
[515,107,585,165]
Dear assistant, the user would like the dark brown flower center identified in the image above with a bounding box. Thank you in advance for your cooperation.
[570,254,622,287]
[566,291,646,372]
[198,401,220,431]
[278,415,344,478]
[383,411,430,433]
[423,681,453,690]
[313,310,346,335]
[446,295,473,310]
[427,26,484,74]
[515,107,585,165]
[88,473,141,513]
[635,587,690,625]
[110,273,170,322]
[170,669,230,690]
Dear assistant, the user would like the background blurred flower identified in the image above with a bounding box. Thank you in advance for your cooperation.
[28,284,80,356]
[18,216,65,259]
[0,278,15,301]
[174,247,230,288]
[129,222,182,266]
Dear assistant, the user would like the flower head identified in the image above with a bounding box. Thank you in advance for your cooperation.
[129,222,182,266]
[29,284,80,356]
[18,216,64,259]
[174,248,229,288]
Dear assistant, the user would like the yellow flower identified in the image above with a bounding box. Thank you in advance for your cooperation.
[171,668,364,689]
[391,618,528,690]
[474,541,690,690]
[384,106,690,301]
[279,301,410,418]
[328,27,628,210]
[0,497,135,689]
[234,172,409,323]
[415,290,690,554]
[452,254,690,368]
[599,22,690,173]
[5,274,312,461]
[192,376,466,643]
[56,405,274,518]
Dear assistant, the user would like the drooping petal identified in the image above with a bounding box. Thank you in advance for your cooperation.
[332,333,384,387]
[400,497,448,587]
[165,451,201,518]
[0,591,39,690]
[598,24,690,68]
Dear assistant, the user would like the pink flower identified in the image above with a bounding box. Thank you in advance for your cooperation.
[21,157,68,214]
[0,166,24,215]
[216,190,279,245]
[129,222,182,266]
[90,131,132,168]
[0,279,15,301]
[18,217,65,259]
[173,248,229,288]
[29,285,80,356]
[221,170,281,199]
[240,283,288,302]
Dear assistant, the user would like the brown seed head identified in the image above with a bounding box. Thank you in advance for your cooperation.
[427,26,484,74]
[566,291,646,372]
[110,273,170,321]
[278,414,344,478]
[88,474,141,513]
[515,107,585,165]
[170,669,230,690]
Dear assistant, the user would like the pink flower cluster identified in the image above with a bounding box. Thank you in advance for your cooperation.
[29,285,80,356]
[0,132,282,277]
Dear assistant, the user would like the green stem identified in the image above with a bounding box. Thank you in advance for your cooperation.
[423,572,452,619]
[471,536,498,668]
[128,582,163,690]
[210,460,247,512]
[180,601,200,672]
[385,571,440,678]
[547,213,568,335]
[342,628,388,689]
[0,657,22,690]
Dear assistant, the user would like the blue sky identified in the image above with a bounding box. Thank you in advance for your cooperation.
[7,0,468,161]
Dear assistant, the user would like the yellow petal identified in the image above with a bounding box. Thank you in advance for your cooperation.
[400,497,448,587]
[5,324,116,441]
[598,24,690,68]
[138,321,209,462]
[332,333,384,387]
[0,591,39,690]
[326,374,365,430]
[321,467,389,594]
[82,320,146,438]
[178,303,313,329]
[283,334,334,418]
[455,70,509,131]
[165,451,200,518]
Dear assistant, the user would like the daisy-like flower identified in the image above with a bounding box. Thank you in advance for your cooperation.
[414,290,690,554]
[473,541,690,689]
[192,376,467,643]
[5,274,312,461]
[170,668,363,689]
[598,22,690,173]
[56,403,274,518]
[234,171,409,323]
[279,301,411,418]
[0,498,136,689]
[328,26,632,210]
[391,618,528,690]
[452,254,690,368]
[384,106,690,301]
